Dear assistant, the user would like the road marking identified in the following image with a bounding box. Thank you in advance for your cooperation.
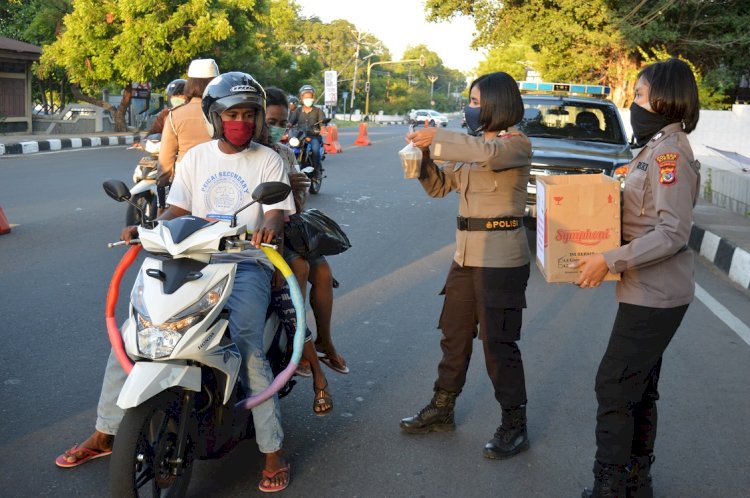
[695,283,750,347]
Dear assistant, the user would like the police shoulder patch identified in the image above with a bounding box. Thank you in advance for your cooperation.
[656,152,679,186]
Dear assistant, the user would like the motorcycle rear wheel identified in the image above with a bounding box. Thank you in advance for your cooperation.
[126,192,157,227]
[110,390,195,498]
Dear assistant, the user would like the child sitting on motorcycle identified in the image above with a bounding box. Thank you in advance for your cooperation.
[288,84,326,177]
[56,72,294,493]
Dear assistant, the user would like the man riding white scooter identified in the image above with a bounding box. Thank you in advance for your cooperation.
[56,72,295,493]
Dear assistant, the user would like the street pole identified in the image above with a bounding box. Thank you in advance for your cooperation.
[428,75,439,100]
[350,30,361,113]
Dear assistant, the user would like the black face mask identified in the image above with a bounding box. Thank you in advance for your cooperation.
[464,105,482,136]
[629,101,670,148]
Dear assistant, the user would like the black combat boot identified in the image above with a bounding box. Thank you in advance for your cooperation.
[582,460,628,498]
[399,388,457,434]
[626,455,654,498]
[483,405,529,459]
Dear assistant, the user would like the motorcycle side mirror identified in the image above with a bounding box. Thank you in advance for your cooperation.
[252,181,292,205]
[231,182,291,227]
[103,179,132,202]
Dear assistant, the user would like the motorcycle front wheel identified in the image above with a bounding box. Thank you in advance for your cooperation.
[308,168,323,195]
[110,390,196,498]
[126,192,157,226]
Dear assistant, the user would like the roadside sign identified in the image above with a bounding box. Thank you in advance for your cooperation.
[324,70,338,106]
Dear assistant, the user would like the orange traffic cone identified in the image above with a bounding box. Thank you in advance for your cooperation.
[323,125,338,154]
[0,206,11,235]
[333,125,342,153]
[353,122,371,146]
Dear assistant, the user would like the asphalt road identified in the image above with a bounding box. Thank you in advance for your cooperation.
[1,123,749,497]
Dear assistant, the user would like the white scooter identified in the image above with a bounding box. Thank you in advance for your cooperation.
[102,179,305,498]
[126,135,160,226]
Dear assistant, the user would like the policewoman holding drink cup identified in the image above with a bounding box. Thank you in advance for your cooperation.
[399,72,535,460]
[572,58,701,497]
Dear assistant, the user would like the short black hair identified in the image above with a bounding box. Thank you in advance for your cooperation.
[470,72,524,132]
[265,87,289,108]
[639,58,700,133]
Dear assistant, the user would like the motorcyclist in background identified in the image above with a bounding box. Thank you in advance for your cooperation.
[146,78,187,136]
[288,95,299,114]
[288,85,326,178]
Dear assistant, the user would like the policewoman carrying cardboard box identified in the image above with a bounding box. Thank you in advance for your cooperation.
[573,58,702,497]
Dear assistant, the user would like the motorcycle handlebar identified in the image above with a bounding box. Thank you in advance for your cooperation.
[108,239,140,248]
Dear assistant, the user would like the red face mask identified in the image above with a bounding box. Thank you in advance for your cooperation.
[222,120,255,147]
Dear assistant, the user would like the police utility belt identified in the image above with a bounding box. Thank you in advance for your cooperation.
[456,216,523,231]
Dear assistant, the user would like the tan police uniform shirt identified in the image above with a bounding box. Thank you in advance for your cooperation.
[158,98,212,186]
[603,122,701,308]
[419,127,532,268]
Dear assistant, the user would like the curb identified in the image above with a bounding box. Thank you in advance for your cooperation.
[690,224,750,289]
[0,134,143,156]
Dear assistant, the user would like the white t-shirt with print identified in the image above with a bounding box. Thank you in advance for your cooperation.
[167,140,295,263]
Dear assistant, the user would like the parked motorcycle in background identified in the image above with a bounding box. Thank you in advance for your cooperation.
[287,118,331,195]
[126,135,160,226]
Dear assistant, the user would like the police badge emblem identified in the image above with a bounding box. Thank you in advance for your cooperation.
[655,152,679,185]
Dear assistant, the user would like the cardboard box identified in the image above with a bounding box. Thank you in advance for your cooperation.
[536,174,621,283]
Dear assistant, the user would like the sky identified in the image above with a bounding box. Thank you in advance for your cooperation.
[297,0,485,75]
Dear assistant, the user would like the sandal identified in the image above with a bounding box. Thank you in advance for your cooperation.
[313,382,333,416]
[258,463,290,493]
[318,354,349,375]
[55,444,112,468]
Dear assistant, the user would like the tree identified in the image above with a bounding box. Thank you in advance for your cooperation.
[476,42,534,82]
[426,0,635,105]
[426,0,750,108]
[293,17,388,109]
[39,0,255,131]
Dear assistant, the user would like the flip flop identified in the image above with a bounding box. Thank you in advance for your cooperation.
[294,360,312,377]
[55,444,112,468]
[319,354,350,375]
[258,463,290,493]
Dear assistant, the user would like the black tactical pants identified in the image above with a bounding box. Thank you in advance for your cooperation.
[595,302,689,464]
[434,262,529,408]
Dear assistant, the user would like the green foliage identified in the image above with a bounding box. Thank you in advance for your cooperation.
[638,47,730,111]
[477,42,535,81]
[5,0,470,121]
[427,0,750,109]
[39,0,248,92]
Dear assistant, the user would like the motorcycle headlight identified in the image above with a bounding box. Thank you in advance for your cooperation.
[132,277,227,359]
[289,137,300,147]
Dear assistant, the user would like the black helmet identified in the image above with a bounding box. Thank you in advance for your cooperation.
[166,79,186,98]
[202,72,266,142]
[288,95,299,106]
[298,84,315,97]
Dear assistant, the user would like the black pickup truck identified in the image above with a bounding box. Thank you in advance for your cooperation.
[517,92,632,220]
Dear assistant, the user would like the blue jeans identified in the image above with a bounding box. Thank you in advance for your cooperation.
[309,136,322,170]
[96,259,283,454]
